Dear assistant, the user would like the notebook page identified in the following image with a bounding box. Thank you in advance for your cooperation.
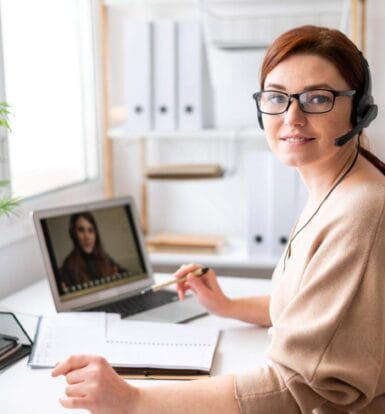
[29,312,107,367]
[29,313,220,372]
[105,315,220,371]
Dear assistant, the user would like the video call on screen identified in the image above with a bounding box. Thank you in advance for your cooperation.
[41,205,147,301]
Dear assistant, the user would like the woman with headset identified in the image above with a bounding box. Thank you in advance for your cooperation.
[52,26,385,413]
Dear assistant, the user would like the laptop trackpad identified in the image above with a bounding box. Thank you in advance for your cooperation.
[124,295,208,323]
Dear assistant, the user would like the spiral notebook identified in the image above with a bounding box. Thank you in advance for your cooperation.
[29,313,220,378]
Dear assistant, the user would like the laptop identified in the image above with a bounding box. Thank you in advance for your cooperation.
[32,196,207,323]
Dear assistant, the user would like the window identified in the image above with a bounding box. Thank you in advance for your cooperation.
[0,0,100,199]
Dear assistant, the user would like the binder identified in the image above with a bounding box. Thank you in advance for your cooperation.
[153,20,177,130]
[177,20,203,129]
[123,20,153,131]
[246,150,273,256]
[246,150,304,259]
[270,158,298,257]
[294,173,308,217]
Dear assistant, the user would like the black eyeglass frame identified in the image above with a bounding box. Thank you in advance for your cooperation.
[252,89,356,115]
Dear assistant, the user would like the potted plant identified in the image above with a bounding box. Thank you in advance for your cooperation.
[0,102,18,216]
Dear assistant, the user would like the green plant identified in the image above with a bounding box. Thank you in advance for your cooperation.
[0,102,19,217]
[0,181,19,216]
[0,101,11,130]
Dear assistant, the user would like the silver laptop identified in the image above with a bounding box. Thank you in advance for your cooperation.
[32,196,207,323]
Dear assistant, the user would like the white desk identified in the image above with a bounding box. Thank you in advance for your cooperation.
[0,275,271,414]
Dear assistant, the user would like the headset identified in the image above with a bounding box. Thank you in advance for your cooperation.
[255,52,378,147]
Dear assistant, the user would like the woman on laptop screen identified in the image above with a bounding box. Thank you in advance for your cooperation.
[60,212,127,293]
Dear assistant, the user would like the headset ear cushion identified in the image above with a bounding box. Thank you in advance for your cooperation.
[257,111,264,130]
[356,94,374,123]
[355,53,375,123]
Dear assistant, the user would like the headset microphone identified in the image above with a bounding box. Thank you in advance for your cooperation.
[334,103,378,146]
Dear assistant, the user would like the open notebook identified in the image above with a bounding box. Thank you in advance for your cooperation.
[29,313,220,379]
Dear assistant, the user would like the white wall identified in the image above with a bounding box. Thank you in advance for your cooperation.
[0,182,105,299]
[0,235,45,299]
[366,0,385,158]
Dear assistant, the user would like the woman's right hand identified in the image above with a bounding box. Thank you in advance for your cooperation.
[174,263,232,318]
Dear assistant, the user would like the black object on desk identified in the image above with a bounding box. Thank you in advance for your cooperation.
[0,312,33,372]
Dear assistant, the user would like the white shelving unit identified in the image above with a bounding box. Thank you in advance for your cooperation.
[149,237,278,278]
[98,0,364,276]
[107,126,267,146]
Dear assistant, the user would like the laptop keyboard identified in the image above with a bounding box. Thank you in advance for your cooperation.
[90,290,179,318]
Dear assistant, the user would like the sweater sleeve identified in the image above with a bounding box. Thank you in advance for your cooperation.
[235,188,385,413]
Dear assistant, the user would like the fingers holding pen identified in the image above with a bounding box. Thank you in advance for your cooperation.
[174,263,205,300]
[179,267,231,317]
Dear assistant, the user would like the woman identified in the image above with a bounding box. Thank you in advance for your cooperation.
[60,212,127,291]
[52,26,385,413]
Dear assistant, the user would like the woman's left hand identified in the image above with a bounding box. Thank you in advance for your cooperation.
[52,354,139,414]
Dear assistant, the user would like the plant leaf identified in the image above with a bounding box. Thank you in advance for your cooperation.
[0,102,11,131]
[0,196,20,217]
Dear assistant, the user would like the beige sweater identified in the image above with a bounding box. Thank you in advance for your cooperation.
[235,179,385,413]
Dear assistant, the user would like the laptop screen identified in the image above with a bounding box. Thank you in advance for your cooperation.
[39,204,147,303]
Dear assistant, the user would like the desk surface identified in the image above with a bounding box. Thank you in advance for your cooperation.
[0,275,271,414]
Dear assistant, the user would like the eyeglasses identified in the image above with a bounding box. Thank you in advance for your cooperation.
[253,89,356,115]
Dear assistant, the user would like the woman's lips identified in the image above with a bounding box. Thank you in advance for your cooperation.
[280,135,315,144]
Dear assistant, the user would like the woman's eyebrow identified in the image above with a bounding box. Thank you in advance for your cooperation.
[264,82,334,91]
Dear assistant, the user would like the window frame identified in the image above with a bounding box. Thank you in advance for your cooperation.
[0,0,106,249]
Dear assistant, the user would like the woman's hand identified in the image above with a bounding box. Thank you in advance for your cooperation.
[52,354,139,414]
[174,264,232,318]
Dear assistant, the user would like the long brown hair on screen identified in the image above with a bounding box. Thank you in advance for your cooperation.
[260,25,385,175]
[66,212,118,283]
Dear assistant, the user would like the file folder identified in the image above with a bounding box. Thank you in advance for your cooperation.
[246,150,273,256]
[177,20,203,129]
[123,19,153,131]
[153,20,177,130]
[246,150,305,258]
[270,158,297,257]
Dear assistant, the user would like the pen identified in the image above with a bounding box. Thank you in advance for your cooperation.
[141,267,210,294]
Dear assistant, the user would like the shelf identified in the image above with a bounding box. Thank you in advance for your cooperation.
[149,237,279,270]
[108,126,269,149]
[103,0,198,6]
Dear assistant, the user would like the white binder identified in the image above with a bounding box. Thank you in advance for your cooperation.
[246,150,273,256]
[247,150,305,259]
[270,159,298,257]
[153,20,177,131]
[177,20,203,129]
[123,20,153,131]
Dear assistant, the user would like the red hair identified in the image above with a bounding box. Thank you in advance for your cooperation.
[261,25,385,175]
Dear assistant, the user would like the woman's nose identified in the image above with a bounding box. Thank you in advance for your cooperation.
[283,98,307,127]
